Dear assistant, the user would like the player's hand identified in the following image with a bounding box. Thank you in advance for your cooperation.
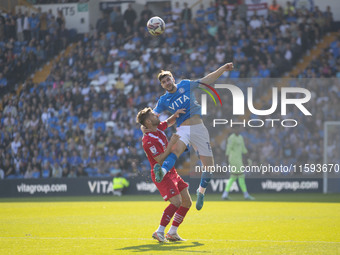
[174,109,186,118]
[223,62,234,71]
[169,133,180,146]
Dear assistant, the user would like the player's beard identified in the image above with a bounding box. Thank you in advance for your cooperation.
[166,83,176,93]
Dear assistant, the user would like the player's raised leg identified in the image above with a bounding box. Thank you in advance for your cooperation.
[196,155,214,210]
[154,140,187,182]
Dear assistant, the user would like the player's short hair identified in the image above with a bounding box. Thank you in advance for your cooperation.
[158,70,172,82]
[136,107,152,126]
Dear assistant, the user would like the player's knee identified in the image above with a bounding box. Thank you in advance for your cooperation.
[182,198,192,208]
[200,156,214,168]
[172,148,182,158]
[171,143,186,157]
[171,198,182,208]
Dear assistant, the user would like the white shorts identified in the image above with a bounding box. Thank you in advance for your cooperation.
[176,123,213,157]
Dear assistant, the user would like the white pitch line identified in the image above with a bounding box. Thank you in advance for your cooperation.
[0,236,339,244]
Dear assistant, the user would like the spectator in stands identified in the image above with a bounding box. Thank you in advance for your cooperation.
[48,15,58,35]
[22,11,30,41]
[4,157,15,178]
[40,12,48,41]
[109,7,118,27]
[96,12,108,34]
[24,162,33,179]
[324,6,333,32]
[205,1,216,22]
[196,3,205,23]
[163,2,172,22]
[141,4,153,20]
[113,8,125,35]
[3,99,16,117]
[124,4,137,30]
[10,133,21,156]
[172,2,182,22]
[269,0,280,13]
[56,10,65,33]
[284,1,295,15]
[237,0,247,22]
[0,17,4,41]
[6,14,16,40]
[249,14,261,30]
[16,10,24,42]
[0,72,6,88]
[52,161,63,178]
[29,13,40,40]
[41,161,51,178]
[181,2,192,21]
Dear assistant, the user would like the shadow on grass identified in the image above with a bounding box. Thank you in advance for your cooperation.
[118,241,206,253]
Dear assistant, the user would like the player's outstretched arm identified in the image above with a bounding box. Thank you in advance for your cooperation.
[166,108,186,127]
[200,62,234,85]
[154,134,180,164]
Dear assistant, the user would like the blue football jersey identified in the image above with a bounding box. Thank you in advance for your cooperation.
[153,79,201,127]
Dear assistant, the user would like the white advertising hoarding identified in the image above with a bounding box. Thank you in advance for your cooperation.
[245,0,268,18]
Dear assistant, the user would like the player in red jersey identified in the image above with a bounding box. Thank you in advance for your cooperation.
[136,107,192,242]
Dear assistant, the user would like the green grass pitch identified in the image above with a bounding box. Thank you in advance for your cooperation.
[1,194,340,254]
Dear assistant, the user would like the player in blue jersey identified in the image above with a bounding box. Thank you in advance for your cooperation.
[152,62,234,210]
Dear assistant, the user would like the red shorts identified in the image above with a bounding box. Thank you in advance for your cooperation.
[151,169,189,201]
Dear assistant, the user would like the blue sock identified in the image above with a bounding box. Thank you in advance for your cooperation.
[200,171,213,188]
[162,153,177,172]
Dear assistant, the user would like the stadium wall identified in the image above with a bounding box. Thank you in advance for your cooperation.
[0,177,324,197]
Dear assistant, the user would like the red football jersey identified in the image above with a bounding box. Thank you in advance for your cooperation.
[142,121,173,172]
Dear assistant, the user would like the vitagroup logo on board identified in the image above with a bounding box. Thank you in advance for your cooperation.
[200,83,312,128]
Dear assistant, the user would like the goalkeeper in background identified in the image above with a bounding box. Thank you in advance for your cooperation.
[222,127,255,200]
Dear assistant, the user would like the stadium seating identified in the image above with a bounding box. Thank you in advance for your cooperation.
[0,2,339,179]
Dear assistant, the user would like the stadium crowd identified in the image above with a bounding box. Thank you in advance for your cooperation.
[0,6,74,96]
[0,1,339,179]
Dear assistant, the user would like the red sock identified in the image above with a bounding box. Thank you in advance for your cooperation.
[160,203,179,227]
[172,206,189,227]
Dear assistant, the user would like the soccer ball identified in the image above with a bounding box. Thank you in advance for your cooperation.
[147,16,165,36]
